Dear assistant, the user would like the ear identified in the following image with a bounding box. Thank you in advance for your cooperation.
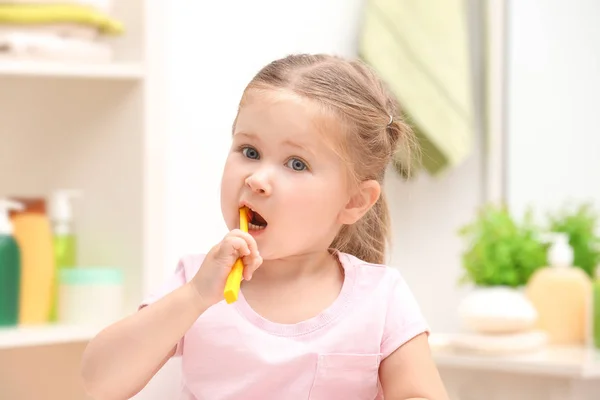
[338,180,381,225]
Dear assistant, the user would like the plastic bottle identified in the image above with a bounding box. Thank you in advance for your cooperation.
[526,233,592,345]
[58,267,124,326]
[593,265,600,349]
[0,199,23,326]
[10,197,56,324]
[48,190,82,322]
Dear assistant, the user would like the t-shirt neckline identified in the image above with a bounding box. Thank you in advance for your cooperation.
[233,251,357,337]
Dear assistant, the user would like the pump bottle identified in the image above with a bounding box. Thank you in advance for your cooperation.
[0,199,23,326]
[526,233,592,345]
[11,197,56,324]
[48,190,82,322]
[592,265,600,349]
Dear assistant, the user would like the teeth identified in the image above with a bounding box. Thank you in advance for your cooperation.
[248,222,266,231]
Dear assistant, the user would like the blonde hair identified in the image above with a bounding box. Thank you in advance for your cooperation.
[237,54,418,264]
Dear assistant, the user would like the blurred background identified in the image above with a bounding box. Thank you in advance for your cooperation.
[1,0,600,399]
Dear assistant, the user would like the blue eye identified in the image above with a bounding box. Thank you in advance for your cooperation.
[286,158,307,171]
[242,146,260,160]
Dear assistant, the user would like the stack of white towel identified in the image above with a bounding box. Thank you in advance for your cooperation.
[0,0,123,62]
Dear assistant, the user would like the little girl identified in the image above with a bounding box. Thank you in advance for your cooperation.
[82,54,449,400]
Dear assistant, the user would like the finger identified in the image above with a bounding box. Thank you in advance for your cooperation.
[242,254,263,280]
[225,236,250,258]
[228,229,259,257]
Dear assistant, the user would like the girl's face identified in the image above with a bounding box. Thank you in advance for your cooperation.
[220,90,353,260]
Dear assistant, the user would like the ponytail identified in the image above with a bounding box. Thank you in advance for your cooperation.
[330,117,416,265]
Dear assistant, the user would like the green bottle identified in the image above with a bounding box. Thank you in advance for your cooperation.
[49,190,81,322]
[0,199,23,326]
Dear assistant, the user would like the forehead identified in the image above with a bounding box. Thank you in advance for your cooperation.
[234,89,344,152]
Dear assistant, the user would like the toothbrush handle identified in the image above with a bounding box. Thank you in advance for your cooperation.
[223,208,249,304]
[224,259,244,304]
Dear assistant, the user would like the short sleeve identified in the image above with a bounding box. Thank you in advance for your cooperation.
[381,270,430,359]
[138,258,189,357]
[140,259,187,309]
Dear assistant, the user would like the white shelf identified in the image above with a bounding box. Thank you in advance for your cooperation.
[0,325,100,350]
[0,60,144,80]
[430,333,600,379]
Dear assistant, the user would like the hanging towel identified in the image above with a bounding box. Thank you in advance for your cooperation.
[0,4,123,35]
[359,0,475,176]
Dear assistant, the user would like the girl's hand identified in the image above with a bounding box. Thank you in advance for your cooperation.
[191,229,263,306]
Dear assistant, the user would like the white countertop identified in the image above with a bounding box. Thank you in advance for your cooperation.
[430,333,600,379]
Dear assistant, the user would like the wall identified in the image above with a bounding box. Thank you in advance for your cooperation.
[386,156,480,332]
[507,0,600,219]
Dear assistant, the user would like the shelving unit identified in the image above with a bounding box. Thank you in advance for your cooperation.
[0,1,167,398]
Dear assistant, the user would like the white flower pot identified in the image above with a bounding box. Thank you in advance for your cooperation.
[458,286,538,334]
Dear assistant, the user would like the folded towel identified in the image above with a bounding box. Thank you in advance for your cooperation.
[0,23,99,40]
[0,31,112,62]
[0,4,123,35]
[359,0,475,176]
[0,1,112,13]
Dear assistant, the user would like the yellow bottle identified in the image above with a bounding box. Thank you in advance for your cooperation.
[10,198,56,325]
[526,233,591,345]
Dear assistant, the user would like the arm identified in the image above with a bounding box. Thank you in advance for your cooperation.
[379,332,449,400]
[81,282,209,400]
[80,231,262,400]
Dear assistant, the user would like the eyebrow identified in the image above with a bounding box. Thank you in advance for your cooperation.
[234,131,315,156]
[234,131,260,142]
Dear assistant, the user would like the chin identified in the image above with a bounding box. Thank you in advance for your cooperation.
[252,241,279,261]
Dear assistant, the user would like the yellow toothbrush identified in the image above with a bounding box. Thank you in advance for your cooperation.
[223,207,249,304]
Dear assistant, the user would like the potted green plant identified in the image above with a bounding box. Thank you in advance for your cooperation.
[456,204,547,334]
[458,204,547,287]
[547,202,600,278]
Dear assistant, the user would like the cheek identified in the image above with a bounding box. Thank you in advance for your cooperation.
[284,177,347,223]
[220,160,240,230]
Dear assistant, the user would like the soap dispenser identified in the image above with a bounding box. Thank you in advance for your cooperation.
[0,199,23,326]
[526,233,592,345]
[592,265,600,349]
[10,197,56,324]
[48,189,82,322]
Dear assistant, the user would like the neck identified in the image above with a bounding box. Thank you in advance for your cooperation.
[252,249,338,283]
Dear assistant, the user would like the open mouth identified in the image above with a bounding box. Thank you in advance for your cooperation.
[247,208,268,231]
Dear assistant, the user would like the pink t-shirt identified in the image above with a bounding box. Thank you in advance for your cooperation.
[141,251,429,400]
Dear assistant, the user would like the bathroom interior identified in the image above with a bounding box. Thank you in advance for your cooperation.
[1,0,600,399]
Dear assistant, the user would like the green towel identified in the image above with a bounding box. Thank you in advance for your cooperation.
[359,0,474,176]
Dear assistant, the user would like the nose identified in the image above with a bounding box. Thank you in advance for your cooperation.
[245,171,272,196]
